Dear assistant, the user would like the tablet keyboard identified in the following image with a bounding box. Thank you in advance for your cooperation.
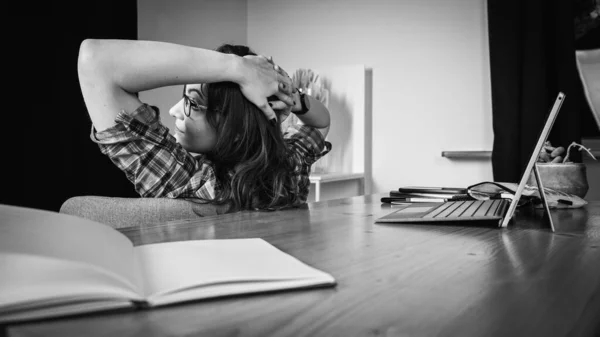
[423,199,509,219]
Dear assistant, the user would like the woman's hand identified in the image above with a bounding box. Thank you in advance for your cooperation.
[264,56,300,123]
[245,55,330,133]
[237,55,294,121]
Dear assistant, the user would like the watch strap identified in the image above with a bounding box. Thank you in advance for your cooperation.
[295,89,309,115]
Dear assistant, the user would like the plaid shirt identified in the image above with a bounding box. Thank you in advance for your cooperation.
[91,104,331,206]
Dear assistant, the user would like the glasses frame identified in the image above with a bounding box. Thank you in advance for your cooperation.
[182,85,208,117]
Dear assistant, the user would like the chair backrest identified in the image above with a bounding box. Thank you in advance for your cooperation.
[575,49,600,132]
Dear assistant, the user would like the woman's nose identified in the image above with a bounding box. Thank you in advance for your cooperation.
[169,99,185,120]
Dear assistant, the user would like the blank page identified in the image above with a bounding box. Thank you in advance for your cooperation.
[134,238,335,302]
[0,204,138,292]
[0,253,141,315]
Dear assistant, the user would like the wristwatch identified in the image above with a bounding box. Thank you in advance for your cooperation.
[294,88,311,115]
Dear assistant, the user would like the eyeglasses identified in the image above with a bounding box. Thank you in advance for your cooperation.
[182,93,207,117]
[181,84,209,117]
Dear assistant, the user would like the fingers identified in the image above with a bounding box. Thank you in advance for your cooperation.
[265,55,287,76]
[274,64,289,77]
[273,91,295,106]
[250,54,294,108]
[278,74,293,96]
[258,99,277,122]
[268,100,289,110]
[267,56,286,75]
[260,54,293,90]
[279,81,292,95]
[273,64,294,91]
[268,100,292,125]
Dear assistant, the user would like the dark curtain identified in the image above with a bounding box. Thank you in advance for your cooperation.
[4,2,139,212]
[487,0,599,182]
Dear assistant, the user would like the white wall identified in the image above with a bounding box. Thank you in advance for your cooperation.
[247,0,494,193]
[137,0,247,132]
[137,0,495,195]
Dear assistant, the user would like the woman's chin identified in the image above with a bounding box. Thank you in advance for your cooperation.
[173,134,209,154]
[174,133,183,143]
[176,139,196,153]
[174,134,187,148]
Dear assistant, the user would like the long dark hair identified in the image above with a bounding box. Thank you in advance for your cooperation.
[201,44,299,210]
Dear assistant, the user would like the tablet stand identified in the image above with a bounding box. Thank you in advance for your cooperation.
[532,163,556,232]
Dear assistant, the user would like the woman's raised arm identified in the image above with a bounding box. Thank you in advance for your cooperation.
[77,39,292,131]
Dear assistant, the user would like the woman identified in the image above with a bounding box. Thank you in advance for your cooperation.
[78,39,331,211]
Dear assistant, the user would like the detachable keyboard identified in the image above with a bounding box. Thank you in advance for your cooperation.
[423,199,510,220]
[375,199,511,226]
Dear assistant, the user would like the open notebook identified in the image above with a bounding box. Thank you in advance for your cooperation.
[375,92,566,231]
[0,204,336,323]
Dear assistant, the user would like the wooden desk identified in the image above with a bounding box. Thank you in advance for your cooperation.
[6,195,600,337]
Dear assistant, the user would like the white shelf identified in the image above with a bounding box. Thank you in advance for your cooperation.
[309,172,364,202]
[309,172,364,183]
[441,151,492,159]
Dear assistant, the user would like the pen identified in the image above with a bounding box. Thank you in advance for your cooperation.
[381,197,446,204]
[392,198,446,203]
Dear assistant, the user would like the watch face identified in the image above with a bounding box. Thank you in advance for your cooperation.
[303,94,310,110]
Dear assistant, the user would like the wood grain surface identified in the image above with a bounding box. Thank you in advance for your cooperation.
[6,194,600,337]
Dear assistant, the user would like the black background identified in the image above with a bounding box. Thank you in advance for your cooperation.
[4,2,139,212]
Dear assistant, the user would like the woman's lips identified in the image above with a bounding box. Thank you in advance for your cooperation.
[175,126,185,134]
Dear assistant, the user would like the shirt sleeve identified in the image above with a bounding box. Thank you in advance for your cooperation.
[282,124,332,205]
[90,103,216,199]
[283,124,332,168]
